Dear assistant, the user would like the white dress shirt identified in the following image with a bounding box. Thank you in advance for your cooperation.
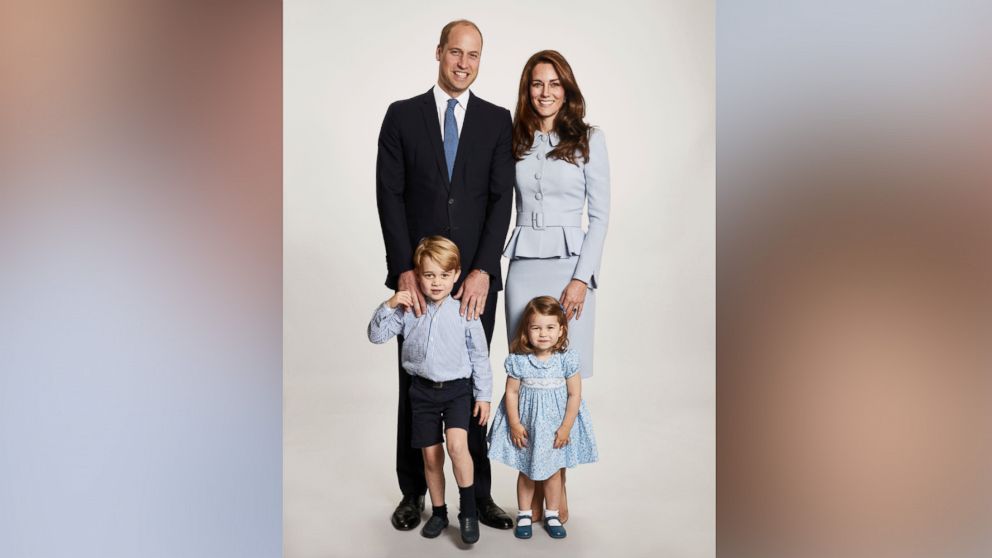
[432,84,469,140]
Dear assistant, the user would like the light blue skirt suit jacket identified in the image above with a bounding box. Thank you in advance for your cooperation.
[503,128,610,378]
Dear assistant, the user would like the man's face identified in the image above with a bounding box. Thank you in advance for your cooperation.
[435,24,482,96]
[417,257,460,302]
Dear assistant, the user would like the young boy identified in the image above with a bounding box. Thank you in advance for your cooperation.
[368,236,492,544]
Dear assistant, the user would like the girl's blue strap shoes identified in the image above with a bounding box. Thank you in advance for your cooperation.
[544,517,567,539]
[514,516,533,539]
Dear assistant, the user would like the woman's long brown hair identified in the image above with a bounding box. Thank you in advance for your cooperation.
[511,50,592,165]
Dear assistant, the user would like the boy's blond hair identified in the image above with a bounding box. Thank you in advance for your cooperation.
[413,235,461,272]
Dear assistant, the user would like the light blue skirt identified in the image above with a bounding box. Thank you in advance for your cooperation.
[504,256,597,378]
[488,385,599,481]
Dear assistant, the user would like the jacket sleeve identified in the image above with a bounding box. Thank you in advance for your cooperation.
[376,103,413,289]
[573,129,610,288]
[472,108,514,283]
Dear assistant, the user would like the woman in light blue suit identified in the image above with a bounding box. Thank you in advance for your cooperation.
[502,50,609,522]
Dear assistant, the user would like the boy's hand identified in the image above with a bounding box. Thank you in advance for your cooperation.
[473,401,490,426]
[553,426,571,449]
[386,290,414,310]
[509,422,528,448]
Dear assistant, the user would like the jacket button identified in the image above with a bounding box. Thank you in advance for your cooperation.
[535,192,543,200]
[448,198,454,205]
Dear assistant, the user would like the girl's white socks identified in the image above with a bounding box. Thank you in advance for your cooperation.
[545,509,562,527]
[516,510,533,527]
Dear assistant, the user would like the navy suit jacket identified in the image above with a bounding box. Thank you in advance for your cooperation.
[376,88,514,292]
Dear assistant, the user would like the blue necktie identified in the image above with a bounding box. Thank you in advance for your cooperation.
[443,98,459,180]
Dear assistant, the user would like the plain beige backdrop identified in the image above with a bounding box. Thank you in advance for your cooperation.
[284,1,714,556]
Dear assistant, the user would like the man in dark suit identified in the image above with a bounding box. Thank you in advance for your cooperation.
[376,20,514,533]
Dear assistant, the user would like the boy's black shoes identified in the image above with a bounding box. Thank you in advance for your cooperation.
[459,515,480,544]
[477,496,513,529]
[420,515,448,538]
[391,494,424,530]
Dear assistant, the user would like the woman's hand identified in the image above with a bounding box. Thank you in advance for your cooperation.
[559,278,588,320]
[553,425,572,449]
[510,422,528,448]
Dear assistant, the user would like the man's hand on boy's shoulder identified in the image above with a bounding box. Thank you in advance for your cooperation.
[396,270,425,316]
[454,269,489,321]
[473,401,491,425]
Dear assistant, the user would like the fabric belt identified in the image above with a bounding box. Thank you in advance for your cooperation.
[413,375,470,389]
[515,211,582,230]
[520,377,566,389]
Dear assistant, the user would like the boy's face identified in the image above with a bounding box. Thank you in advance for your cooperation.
[417,257,460,302]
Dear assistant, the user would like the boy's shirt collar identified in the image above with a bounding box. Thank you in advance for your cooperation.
[424,294,452,313]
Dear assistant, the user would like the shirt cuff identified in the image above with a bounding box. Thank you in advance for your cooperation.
[374,302,402,321]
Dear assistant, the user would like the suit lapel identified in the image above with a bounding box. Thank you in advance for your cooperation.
[419,90,451,191]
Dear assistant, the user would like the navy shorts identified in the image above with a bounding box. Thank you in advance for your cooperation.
[408,376,473,449]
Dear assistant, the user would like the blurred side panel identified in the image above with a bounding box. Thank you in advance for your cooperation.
[717,2,992,558]
[0,1,282,557]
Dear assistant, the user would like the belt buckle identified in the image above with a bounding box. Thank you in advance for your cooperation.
[431,380,444,389]
[532,212,544,230]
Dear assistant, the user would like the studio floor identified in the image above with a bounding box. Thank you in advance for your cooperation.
[284,358,713,558]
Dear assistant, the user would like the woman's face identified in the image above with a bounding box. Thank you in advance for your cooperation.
[529,62,564,126]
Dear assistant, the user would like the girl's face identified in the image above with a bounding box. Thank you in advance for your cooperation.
[527,313,563,353]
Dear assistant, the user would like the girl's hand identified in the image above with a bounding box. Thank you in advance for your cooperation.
[510,422,528,448]
[559,279,588,321]
[553,426,572,449]
[386,290,414,311]
[473,401,491,426]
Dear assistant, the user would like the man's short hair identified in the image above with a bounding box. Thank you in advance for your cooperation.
[438,19,483,49]
[413,236,461,272]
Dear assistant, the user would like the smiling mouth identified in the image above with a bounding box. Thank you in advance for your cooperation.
[453,71,469,79]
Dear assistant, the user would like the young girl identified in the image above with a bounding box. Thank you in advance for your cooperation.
[487,296,598,539]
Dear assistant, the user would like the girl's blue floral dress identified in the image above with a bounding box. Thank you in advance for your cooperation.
[487,349,598,481]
